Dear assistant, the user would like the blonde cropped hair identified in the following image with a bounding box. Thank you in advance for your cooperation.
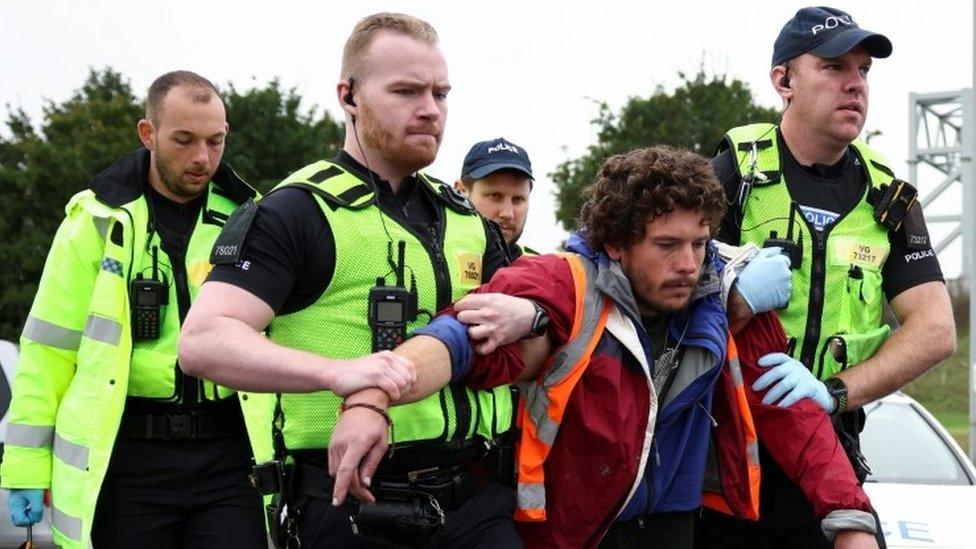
[341,12,438,78]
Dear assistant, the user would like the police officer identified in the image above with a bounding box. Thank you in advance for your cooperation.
[179,13,521,548]
[454,138,537,257]
[1,71,272,548]
[700,7,955,548]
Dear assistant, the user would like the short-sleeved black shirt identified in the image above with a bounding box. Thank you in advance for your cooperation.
[208,151,510,315]
[711,132,943,300]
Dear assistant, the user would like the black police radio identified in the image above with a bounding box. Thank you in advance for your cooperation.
[764,200,804,270]
[130,245,168,340]
[369,241,418,351]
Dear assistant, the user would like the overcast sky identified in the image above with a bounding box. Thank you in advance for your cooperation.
[1,0,971,276]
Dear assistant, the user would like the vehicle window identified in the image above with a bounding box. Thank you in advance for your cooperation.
[861,402,971,485]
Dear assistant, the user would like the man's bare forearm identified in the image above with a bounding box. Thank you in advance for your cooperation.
[392,335,452,404]
[386,331,551,403]
[180,313,334,393]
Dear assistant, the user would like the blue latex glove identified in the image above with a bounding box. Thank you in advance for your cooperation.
[752,352,835,413]
[8,488,44,527]
[734,247,792,314]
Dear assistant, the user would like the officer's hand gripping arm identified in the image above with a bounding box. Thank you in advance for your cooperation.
[732,246,793,315]
[453,293,538,355]
[752,352,835,413]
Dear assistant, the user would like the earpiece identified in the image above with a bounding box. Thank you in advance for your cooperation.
[344,77,357,107]
[780,63,792,90]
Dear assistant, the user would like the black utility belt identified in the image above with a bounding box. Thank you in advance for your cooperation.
[291,438,490,475]
[118,398,245,441]
[293,461,480,512]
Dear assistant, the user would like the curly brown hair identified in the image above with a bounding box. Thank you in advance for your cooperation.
[579,145,726,251]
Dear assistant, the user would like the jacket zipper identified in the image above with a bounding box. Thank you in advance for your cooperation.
[171,251,200,405]
[382,199,467,440]
[800,228,828,369]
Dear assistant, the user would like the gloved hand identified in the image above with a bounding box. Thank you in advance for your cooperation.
[8,488,44,527]
[752,352,835,413]
[733,246,792,314]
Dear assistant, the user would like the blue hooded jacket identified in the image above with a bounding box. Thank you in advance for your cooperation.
[563,233,729,518]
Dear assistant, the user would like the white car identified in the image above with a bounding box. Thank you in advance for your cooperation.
[0,339,55,548]
[862,392,976,549]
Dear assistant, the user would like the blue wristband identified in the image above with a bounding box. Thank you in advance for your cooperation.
[414,315,474,382]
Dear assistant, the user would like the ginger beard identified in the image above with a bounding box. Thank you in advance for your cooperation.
[360,100,441,175]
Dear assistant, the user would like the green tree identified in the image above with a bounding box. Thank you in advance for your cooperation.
[552,69,780,230]
[223,79,343,193]
[0,68,143,340]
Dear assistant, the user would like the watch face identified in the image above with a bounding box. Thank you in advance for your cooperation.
[531,303,549,335]
[825,378,848,414]
[826,378,848,396]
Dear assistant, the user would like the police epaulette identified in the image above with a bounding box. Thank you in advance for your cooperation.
[278,163,375,210]
[422,175,477,214]
[210,198,259,265]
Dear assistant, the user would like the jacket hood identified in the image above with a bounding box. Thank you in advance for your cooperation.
[568,230,727,354]
[89,148,256,208]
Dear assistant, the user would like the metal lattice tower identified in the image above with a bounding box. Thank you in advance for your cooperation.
[908,91,969,254]
[908,86,975,460]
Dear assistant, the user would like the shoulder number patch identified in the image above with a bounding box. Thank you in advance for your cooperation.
[210,199,259,265]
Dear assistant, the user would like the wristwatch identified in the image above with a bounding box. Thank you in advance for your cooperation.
[523,300,550,339]
[824,377,849,416]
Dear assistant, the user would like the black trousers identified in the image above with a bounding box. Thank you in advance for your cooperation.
[91,434,266,549]
[599,511,696,549]
[291,482,522,548]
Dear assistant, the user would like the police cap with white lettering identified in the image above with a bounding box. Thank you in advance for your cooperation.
[461,137,534,181]
[772,6,892,67]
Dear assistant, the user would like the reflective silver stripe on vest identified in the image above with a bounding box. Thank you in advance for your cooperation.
[92,216,111,240]
[727,354,759,465]
[5,423,54,448]
[727,355,744,386]
[52,505,82,541]
[521,258,606,447]
[22,316,82,351]
[747,440,759,465]
[516,482,545,510]
[53,434,89,470]
[84,315,122,346]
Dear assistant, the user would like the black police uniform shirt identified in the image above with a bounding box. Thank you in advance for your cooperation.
[711,132,944,300]
[208,151,510,314]
[124,185,211,414]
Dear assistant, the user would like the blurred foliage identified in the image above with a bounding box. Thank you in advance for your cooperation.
[551,68,780,230]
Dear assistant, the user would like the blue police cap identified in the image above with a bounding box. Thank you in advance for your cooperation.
[461,138,533,181]
[772,6,892,67]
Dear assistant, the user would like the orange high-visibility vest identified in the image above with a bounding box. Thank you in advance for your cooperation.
[514,253,760,522]
[701,337,761,520]
[513,253,612,522]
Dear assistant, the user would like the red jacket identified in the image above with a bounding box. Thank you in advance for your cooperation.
[449,255,870,546]
[733,316,873,518]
